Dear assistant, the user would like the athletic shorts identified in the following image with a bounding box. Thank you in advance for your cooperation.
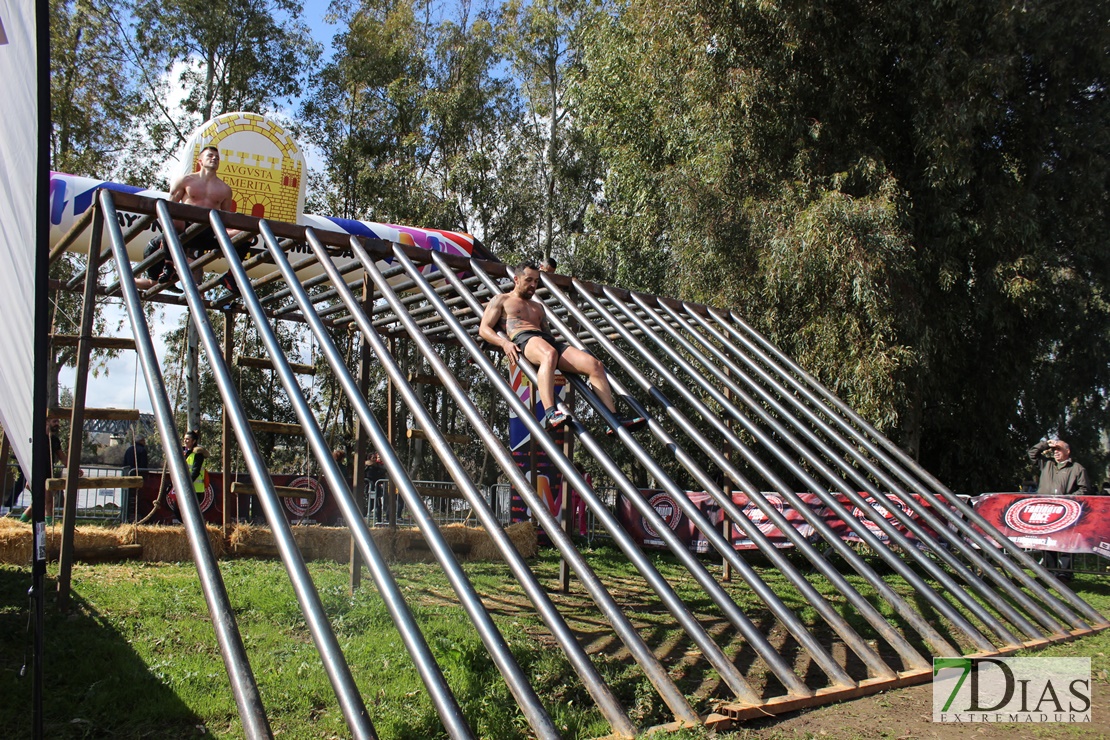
[143,226,222,281]
[511,330,568,358]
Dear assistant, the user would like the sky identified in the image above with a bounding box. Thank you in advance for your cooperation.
[58,2,343,417]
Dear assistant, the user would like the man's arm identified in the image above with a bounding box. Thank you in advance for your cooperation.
[1028,440,1051,464]
[168,174,189,203]
[479,295,518,363]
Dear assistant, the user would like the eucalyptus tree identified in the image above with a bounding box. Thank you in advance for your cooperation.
[133,0,320,147]
[575,0,1110,490]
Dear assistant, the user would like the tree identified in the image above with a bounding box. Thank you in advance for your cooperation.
[133,0,320,148]
[575,0,1110,491]
[50,0,147,178]
[499,0,601,265]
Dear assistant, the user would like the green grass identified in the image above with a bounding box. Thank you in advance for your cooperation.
[1,544,1108,738]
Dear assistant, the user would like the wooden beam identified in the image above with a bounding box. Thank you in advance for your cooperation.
[247,420,305,436]
[48,407,141,421]
[47,476,145,491]
[236,355,316,375]
[50,335,137,351]
[230,482,319,499]
[406,427,470,445]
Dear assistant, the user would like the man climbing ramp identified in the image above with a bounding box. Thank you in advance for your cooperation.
[479,260,645,434]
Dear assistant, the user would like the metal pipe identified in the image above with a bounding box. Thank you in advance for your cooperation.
[594,286,1023,648]
[523,279,929,674]
[224,218,490,737]
[101,192,273,740]
[319,233,637,737]
[170,206,376,739]
[565,279,991,652]
[482,275,873,687]
[535,285,954,660]
[263,225,559,739]
[664,301,1066,638]
[422,251,764,708]
[710,308,1104,627]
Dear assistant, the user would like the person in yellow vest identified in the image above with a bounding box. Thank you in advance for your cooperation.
[183,429,209,502]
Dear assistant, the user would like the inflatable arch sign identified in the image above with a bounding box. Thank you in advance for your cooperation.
[48,112,478,279]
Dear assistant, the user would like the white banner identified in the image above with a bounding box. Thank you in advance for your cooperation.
[0,0,38,476]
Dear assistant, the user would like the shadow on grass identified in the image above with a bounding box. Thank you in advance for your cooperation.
[0,565,203,739]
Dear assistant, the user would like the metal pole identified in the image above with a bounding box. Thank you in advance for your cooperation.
[709,307,1104,627]
[663,300,1067,637]
[455,260,802,699]
[412,252,708,723]
[101,192,273,739]
[532,275,959,657]
[304,229,633,737]
[168,205,376,739]
[222,311,234,537]
[261,225,555,739]
[577,283,1010,650]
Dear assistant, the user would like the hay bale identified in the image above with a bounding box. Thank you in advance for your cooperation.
[125,524,225,562]
[0,517,33,564]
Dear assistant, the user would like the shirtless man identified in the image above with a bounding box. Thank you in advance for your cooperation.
[135,146,239,295]
[480,261,643,433]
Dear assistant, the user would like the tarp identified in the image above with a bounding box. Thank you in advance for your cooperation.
[0,0,39,476]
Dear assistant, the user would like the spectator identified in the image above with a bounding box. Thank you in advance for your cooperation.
[1027,438,1093,580]
[123,437,148,474]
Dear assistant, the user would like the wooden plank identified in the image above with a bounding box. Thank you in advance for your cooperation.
[230,482,319,499]
[50,335,137,350]
[236,355,316,375]
[405,427,470,445]
[46,476,144,491]
[247,419,305,436]
[48,407,141,422]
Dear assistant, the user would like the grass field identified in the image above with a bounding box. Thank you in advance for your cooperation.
[1,543,1108,739]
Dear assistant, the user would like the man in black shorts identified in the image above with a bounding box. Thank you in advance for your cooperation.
[479,260,644,433]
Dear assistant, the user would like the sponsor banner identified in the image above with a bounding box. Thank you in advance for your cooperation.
[138,471,342,526]
[617,490,949,554]
[971,493,1110,557]
[933,657,1090,723]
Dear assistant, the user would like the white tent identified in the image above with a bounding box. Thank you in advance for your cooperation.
[0,0,41,477]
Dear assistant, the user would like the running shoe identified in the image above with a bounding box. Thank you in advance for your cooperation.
[544,405,570,431]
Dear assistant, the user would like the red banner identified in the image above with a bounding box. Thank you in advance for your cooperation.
[971,493,1110,558]
[617,489,950,554]
[134,471,346,526]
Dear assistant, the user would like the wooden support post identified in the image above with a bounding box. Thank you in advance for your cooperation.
[222,311,234,536]
[559,384,574,593]
[351,281,371,593]
[58,204,104,608]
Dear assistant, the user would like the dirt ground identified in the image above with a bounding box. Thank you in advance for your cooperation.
[733,678,1109,739]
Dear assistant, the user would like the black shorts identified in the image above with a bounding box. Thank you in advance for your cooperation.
[142,226,226,281]
[511,330,568,357]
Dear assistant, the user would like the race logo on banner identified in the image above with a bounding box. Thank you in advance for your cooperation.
[283,476,326,519]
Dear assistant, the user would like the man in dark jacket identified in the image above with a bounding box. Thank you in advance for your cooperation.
[1028,438,1093,580]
